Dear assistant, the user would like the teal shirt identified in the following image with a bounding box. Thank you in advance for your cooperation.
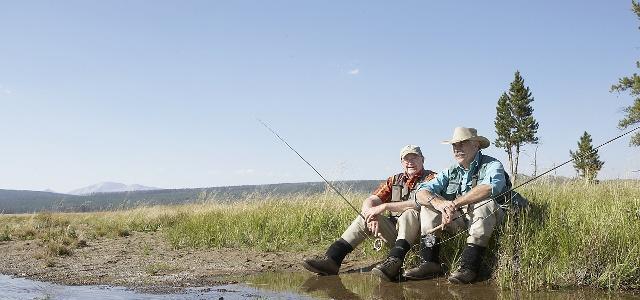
[417,151,507,198]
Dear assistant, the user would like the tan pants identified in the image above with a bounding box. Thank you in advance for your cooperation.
[340,209,420,248]
[420,199,505,247]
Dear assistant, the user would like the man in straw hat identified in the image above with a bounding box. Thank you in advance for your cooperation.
[406,127,509,284]
[303,145,437,281]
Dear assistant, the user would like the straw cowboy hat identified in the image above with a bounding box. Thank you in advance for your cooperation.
[442,127,490,149]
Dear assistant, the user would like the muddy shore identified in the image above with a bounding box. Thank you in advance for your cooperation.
[0,231,376,293]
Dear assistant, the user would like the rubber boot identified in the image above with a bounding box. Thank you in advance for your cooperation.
[371,239,410,281]
[403,235,444,280]
[448,243,485,284]
[302,238,353,276]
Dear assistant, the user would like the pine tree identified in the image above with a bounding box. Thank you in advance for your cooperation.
[494,71,539,182]
[610,0,640,146]
[570,131,604,183]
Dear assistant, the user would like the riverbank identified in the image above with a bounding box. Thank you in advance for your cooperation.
[1,180,639,292]
[0,230,376,293]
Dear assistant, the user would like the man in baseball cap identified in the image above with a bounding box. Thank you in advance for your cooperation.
[303,145,437,281]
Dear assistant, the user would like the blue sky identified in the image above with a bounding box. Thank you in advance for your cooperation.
[1,1,639,193]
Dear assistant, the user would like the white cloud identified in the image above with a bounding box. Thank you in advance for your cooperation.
[0,84,11,95]
[348,68,360,75]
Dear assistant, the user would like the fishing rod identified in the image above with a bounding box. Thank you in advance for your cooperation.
[258,119,365,220]
[426,125,640,240]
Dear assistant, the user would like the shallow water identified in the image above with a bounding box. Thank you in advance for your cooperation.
[0,274,312,300]
[2,272,639,300]
[243,272,640,300]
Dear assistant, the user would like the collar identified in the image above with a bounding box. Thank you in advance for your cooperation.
[457,151,482,172]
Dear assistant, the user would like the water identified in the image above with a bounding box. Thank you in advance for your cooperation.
[0,274,312,300]
[1,272,639,300]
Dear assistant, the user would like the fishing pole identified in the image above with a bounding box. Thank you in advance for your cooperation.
[426,125,640,242]
[258,119,365,220]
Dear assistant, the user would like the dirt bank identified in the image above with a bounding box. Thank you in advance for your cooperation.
[0,231,375,292]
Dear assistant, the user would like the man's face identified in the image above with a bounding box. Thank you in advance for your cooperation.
[401,153,424,175]
[452,140,480,167]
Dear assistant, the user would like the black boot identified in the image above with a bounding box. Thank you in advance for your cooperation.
[448,243,486,284]
[371,239,410,281]
[302,239,353,276]
[403,235,444,280]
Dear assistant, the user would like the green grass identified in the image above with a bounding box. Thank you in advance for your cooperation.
[495,180,640,291]
[1,181,638,291]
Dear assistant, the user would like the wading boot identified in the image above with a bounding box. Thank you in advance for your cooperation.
[302,239,353,276]
[403,261,443,280]
[371,256,403,281]
[448,243,486,284]
[404,235,444,280]
[372,239,411,281]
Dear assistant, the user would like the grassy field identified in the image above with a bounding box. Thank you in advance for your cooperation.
[1,181,639,291]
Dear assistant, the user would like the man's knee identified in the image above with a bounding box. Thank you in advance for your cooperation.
[420,206,442,232]
[396,209,420,244]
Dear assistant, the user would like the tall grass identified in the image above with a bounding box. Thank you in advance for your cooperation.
[496,180,640,291]
[1,181,638,290]
[164,192,357,252]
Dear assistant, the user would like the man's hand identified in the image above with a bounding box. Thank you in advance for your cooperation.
[364,203,387,224]
[432,198,457,225]
[366,218,380,237]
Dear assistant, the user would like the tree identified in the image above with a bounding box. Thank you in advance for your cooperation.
[570,131,604,183]
[494,71,539,182]
[610,0,640,146]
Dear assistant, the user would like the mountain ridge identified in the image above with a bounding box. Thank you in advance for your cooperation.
[67,182,161,195]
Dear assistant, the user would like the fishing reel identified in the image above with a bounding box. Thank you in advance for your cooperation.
[373,238,384,251]
[422,233,437,247]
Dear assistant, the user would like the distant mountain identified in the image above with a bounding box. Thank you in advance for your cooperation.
[0,180,382,214]
[68,182,161,195]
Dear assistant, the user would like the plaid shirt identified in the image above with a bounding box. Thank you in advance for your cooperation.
[373,169,436,203]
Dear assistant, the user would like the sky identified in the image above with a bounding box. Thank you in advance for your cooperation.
[1,1,640,193]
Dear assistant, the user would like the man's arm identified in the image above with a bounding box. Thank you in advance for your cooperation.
[450,159,506,208]
[416,189,449,213]
[415,169,448,211]
[361,194,382,212]
[450,184,492,208]
[364,197,416,222]
[440,160,507,223]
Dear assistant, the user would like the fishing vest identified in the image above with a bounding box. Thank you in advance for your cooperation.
[441,153,512,205]
[389,170,433,216]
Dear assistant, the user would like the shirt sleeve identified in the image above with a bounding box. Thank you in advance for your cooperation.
[373,176,394,203]
[417,168,449,195]
[478,160,507,197]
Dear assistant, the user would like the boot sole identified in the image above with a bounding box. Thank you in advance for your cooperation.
[403,273,440,281]
[448,276,472,284]
[371,268,395,282]
[301,261,336,276]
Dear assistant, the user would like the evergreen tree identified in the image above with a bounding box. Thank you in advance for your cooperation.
[570,131,604,183]
[610,0,640,146]
[494,71,539,181]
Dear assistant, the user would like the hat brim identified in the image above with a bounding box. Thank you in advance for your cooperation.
[400,150,423,159]
[442,136,490,149]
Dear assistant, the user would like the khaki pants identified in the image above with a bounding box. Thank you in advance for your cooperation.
[340,209,420,248]
[420,199,505,247]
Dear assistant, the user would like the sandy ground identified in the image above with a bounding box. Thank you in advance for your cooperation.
[0,231,376,293]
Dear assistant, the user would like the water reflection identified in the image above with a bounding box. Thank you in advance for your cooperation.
[2,272,639,300]
[243,272,640,300]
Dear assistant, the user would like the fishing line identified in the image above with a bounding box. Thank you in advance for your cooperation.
[258,119,365,220]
